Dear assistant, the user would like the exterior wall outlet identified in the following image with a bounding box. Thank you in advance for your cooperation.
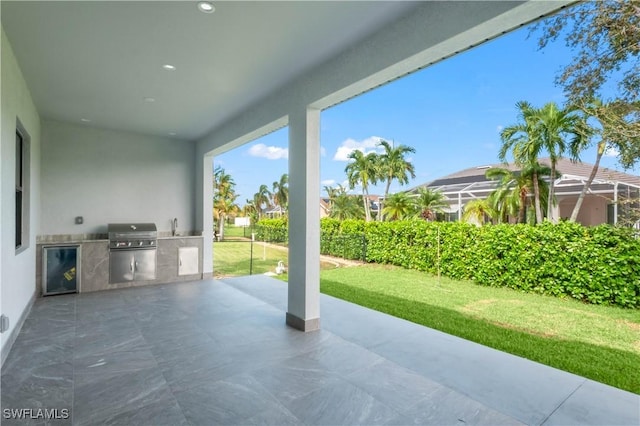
[0,315,9,333]
[75,216,83,224]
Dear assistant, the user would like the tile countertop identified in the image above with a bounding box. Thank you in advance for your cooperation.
[37,232,203,244]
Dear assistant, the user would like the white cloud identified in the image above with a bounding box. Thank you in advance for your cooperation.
[496,125,504,133]
[604,146,620,157]
[333,136,384,162]
[321,179,336,186]
[320,146,327,157]
[248,143,288,160]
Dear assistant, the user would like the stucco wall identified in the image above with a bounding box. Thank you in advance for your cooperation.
[559,195,611,226]
[40,120,196,236]
[1,28,42,357]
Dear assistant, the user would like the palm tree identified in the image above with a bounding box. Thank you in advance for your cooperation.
[272,174,289,213]
[378,140,416,220]
[500,101,546,223]
[213,166,238,239]
[345,150,380,222]
[243,199,258,224]
[253,184,272,220]
[329,193,364,220]
[500,101,587,223]
[530,102,587,220]
[462,199,497,226]
[569,98,619,222]
[485,167,525,223]
[214,165,234,198]
[214,195,240,239]
[413,187,448,221]
[486,164,555,224]
[382,192,416,221]
[324,184,348,213]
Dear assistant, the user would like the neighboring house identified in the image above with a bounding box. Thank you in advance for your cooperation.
[410,158,640,226]
[264,205,286,218]
[320,198,330,218]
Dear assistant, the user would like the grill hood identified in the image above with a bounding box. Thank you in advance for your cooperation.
[108,223,157,240]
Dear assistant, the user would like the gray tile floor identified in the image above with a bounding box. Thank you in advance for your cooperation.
[1,276,638,426]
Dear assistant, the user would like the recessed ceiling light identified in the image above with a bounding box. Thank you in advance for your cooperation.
[162,64,176,71]
[144,97,156,103]
[169,132,177,136]
[197,1,215,13]
[80,118,91,123]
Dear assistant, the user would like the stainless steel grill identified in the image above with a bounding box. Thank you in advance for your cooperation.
[107,223,157,283]
[108,223,157,250]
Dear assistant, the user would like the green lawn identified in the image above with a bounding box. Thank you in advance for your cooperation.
[214,241,337,278]
[221,225,251,239]
[320,264,640,394]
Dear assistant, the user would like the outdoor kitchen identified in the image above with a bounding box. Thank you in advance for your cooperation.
[35,221,204,295]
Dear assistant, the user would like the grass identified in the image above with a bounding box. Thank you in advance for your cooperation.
[213,241,337,278]
[221,225,252,239]
[320,264,640,394]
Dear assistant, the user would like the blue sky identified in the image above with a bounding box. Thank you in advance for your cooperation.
[214,23,635,204]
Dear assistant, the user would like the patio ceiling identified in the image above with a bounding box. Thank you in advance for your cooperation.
[0,1,417,140]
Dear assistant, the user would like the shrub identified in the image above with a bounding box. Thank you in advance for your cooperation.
[254,218,288,243]
[255,218,640,308]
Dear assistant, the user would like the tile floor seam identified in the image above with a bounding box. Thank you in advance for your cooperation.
[538,379,587,426]
[359,339,531,423]
[144,324,191,425]
[241,371,310,425]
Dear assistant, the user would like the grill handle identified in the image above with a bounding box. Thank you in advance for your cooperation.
[130,259,134,272]
[135,261,139,271]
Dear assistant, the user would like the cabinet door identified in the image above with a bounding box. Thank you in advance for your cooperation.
[178,247,199,276]
[43,246,79,295]
[134,250,157,281]
[109,251,135,283]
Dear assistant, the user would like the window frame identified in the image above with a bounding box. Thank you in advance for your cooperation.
[15,126,29,254]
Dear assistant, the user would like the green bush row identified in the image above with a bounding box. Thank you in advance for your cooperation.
[254,218,288,243]
[256,218,640,308]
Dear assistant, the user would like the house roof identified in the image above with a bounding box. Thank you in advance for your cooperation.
[416,158,640,190]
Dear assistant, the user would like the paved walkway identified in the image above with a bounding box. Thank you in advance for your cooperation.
[1,276,638,425]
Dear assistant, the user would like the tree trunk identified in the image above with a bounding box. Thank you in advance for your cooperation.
[532,170,543,224]
[381,178,392,221]
[547,162,556,222]
[570,142,605,222]
[518,190,527,224]
[362,189,371,222]
[218,214,225,241]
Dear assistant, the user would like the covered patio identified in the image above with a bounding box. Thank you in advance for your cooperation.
[5,1,640,424]
[3,276,638,425]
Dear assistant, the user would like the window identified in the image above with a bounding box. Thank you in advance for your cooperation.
[15,128,29,252]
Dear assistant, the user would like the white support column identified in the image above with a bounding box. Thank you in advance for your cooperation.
[613,182,619,225]
[287,106,321,332]
[202,154,214,278]
[458,193,462,221]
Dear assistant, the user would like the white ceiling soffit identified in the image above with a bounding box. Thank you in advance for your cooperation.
[1,1,419,140]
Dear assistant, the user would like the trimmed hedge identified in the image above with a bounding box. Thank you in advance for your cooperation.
[256,218,640,308]
[254,218,288,243]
